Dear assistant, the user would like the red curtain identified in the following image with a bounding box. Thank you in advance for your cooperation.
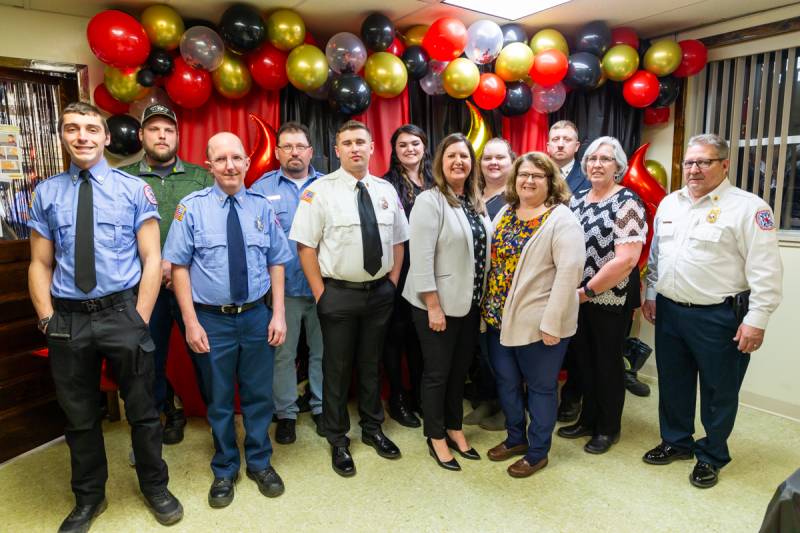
[354,87,410,177]
[502,108,549,155]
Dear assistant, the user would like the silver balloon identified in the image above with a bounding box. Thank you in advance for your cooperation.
[180,26,225,71]
[325,32,367,74]
[306,68,333,100]
[464,20,503,65]
[531,82,567,114]
[128,87,173,121]
[419,60,448,95]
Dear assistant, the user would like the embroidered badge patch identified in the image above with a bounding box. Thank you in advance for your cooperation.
[301,190,315,203]
[755,209,775,230]
[143,184,158,205]
[174,203,187,221]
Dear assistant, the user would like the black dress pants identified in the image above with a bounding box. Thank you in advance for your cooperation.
[413,305,480,439]
[316,278,395,447]
[383,295,423,403]
[48,292,168,505]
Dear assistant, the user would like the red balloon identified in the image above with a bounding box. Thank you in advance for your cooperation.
[472,73,507,110]
[87,10,150,68]
[672,39,708,78]
[611,27,639,49]
[165,57,212,109]
[386,36,406,57]
[248,43,289,90]
[245,114,278,188]
[93,83,130,115]
[620,143,667,271]
[643,106,670,125]
[304,32,318,46]
[530,49,568,87]
[623,70,659,108]
[422,17,467,61]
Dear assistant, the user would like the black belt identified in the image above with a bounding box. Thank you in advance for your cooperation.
[194,300,262,315]
[323,276,387,291]
[53,288,136,313]
[664,295,733,309]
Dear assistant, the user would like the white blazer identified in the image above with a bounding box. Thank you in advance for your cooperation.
[402,188,492,317]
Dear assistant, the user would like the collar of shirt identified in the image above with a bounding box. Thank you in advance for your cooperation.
[69,158,111,185]
[137,156,185,176]
[212,182,247,205]
[560,159,575,178]
[677,178,731,206]
[337,167,375,190]
[276,164,322,185]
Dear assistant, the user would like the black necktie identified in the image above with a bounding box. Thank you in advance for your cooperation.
[74,169,96,293]
[356,181,382,276]
[227,195,249,304]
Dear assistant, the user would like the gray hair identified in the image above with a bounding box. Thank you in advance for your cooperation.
[687,133,729,160]
[581,136,628,179]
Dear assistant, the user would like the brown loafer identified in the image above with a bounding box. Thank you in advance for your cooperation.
[487,442,528,462]
[507,457,548,478]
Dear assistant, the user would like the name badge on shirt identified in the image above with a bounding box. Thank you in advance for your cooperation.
[660,220,674,236]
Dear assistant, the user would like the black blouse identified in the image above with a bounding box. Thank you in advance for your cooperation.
[459,196,487,306]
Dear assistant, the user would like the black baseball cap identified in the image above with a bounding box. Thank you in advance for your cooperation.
[141,103,177,126]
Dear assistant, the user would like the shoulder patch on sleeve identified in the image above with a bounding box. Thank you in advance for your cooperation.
[143,184,158,205]
[174,203,187,221]
[301,189,315,204]
[755,209,775,230]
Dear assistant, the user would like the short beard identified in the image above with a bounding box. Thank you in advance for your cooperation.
[146,146,177,164]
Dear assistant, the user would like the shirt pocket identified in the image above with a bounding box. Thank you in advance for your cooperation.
[245,232,270,274]
[274,205,292,234]
[376,210,394,246]
[95,208,135,251]
[688,225,722,261]
[195,232,227,268]
[328,212,361,250]
[49,208,73,249]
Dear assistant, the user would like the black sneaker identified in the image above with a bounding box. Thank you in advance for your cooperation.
[58,499,107,533]
[144,489,183,525]
[275,418,296,444]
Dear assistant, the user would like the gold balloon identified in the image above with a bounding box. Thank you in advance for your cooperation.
[213,52,252,99]
[364,52,408,98]
[466,101,491,159]
[602,44,639,81]
[286,44,329,91]
[495,42,534,82]
[530,29,569,56]
[645,159,669,190]
[104,66,149,103]
[267,9,306,51]
[141,4,184,50]
[643,39,682,77]
[402,25,428,47]
[442,58,480,99]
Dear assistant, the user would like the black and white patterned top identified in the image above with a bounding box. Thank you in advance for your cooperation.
[460,196,487,306]
[570,187,647,307]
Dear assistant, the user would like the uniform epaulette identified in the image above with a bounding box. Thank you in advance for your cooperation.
[182,186,214,203]
[246,188,268,199]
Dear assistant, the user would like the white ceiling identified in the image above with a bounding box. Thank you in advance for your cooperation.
[1,0,791,41]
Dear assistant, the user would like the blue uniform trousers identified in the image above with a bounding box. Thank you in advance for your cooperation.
[195,303,275,478]
[655,294,750,468]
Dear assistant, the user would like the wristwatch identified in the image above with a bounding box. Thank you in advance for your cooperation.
[37,315,52,333]
[584,283,597,299]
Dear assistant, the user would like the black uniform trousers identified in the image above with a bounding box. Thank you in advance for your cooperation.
[316,278,395,447]
[48,291,168,505]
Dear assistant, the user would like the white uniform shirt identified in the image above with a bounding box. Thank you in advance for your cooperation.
[290,167,409,282]
[560,159,575,179]
[645,179,782,329]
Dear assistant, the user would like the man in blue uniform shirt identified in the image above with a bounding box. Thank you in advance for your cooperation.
[250,121,325,445]
[163,132,292,508]
[28,102,183,532]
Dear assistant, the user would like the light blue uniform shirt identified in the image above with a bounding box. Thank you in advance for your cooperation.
[162,183,292,305]
[250,166,322,298]
[28,158,161,299]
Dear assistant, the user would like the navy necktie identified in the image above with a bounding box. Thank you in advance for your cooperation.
[226,195,248,304]
[356,181,382,276]
[74,169,96,293]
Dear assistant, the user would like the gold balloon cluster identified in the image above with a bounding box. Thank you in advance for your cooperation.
[104,66,149,103]
[213,52,252,99]
[141,4,184,50]
[495,42,534,82]
[365,52,407,98]
[530,29,569,56]
[443,58,480,99]
[602,44,639,81]
[267,9,306,51]
[644,39,682,76]
[286,44,328,91]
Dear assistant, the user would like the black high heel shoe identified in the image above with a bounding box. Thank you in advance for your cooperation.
[427,438,461,471]
[445,435,481,460]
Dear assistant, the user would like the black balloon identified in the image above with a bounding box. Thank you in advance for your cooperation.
[361,13,394,52]
[500,23,528,48]
[107,115,141,156]
[402,45,429,80]
[564,52,602,89]
[329,73,371,115]
[219,4,266,53]
[147,49,174,76]
[653,76,681,107]
[136,68,155,87]
[499,81,531,117]
[575,20,611,57]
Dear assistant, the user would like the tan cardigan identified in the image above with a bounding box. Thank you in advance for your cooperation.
[493,203,586,347]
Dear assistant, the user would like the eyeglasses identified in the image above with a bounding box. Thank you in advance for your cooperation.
[682,158,723,169]
[586,156,616,165]
[277,144,311,154]
[210,155,246,167]
[517,172,548,181]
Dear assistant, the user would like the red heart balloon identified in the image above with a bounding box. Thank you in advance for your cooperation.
[245,113,279,188]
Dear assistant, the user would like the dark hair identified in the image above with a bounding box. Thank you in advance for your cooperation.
[58,101,108,135]
[277,121,311,145]
[336,119,371,142]
[383,124,433,206]
[505,151,571,209]
[432,133,485,214]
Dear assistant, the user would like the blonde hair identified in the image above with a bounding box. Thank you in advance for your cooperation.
[505,151,571,209]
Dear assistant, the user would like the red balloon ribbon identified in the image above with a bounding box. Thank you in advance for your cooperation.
[245,113,279,188]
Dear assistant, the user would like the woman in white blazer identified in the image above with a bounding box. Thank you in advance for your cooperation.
[403,133,491,471]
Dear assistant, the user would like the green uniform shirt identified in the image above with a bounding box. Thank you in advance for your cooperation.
[119,157,212,246]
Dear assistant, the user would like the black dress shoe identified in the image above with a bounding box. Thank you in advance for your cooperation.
[624,371,651,397]
[427,438,460,471]
[642,442,694,465]
[557,401,581,423]
[445,435,481,460]
[162,409,186,445]
[362,430,401,459]
[144,489,183,525]
[388,394,421,428]
[690,461,719,489]
[247,467,285,497]
[584,433,620,454]
[208,473,238,508]
[58,499,107,533]
[332,446,356,477]
[556,423,593,439]
[312,413,325,437]
[275,418,296,444]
